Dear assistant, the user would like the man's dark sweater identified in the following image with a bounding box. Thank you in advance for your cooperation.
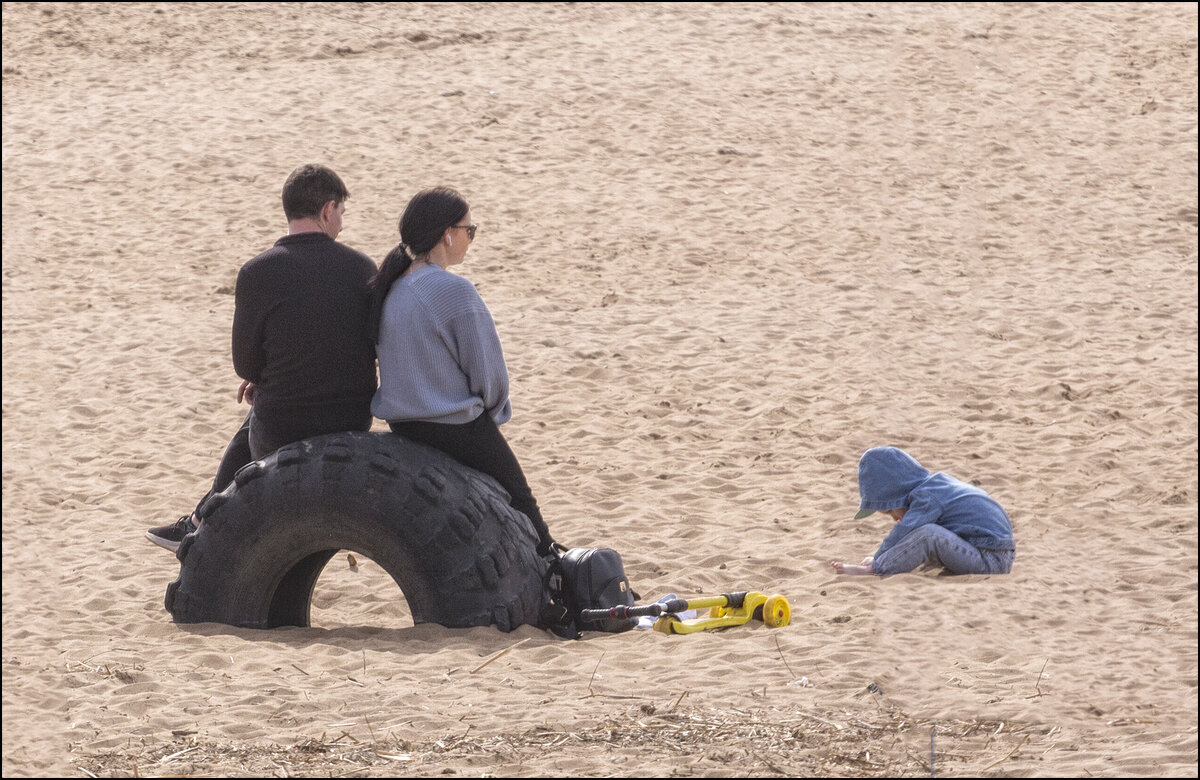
[232,232,378,441]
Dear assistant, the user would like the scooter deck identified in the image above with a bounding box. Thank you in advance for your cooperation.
[653,612,757,634]
[653,591,788,634]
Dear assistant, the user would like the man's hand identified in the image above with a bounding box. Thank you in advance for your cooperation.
[237,380,257,405]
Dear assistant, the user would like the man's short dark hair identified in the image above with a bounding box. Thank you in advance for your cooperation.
[282,164,349,220]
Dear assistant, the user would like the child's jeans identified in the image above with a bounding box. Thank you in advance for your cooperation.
[874,524,1014,576]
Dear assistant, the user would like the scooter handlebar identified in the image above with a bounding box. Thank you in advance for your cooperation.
[580,603,665,621]
[579,597,707,622]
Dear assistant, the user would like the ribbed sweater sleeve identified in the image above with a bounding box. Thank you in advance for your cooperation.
[447,308,512,422]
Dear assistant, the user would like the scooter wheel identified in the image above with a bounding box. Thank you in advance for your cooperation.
[762,594,790,627]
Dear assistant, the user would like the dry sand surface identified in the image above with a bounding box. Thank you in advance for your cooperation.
[3,2,1197,777]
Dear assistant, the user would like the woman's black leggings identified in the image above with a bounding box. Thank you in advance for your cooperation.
[388,413,553,553]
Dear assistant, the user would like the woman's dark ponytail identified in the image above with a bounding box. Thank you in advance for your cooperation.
[368,242,414,343]
[368,187,470,344]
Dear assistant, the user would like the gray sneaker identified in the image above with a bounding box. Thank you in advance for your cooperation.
[146,515,197,552]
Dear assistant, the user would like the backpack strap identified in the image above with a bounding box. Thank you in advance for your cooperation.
[539,549,580,639]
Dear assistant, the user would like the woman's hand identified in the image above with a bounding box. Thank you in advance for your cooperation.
[237,380,257,405]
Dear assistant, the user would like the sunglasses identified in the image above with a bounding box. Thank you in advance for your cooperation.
[449,223,478,241]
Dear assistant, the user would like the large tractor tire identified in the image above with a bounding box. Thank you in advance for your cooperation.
[164,431,550,632]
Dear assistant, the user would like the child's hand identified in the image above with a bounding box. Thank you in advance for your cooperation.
[831,559,875,576]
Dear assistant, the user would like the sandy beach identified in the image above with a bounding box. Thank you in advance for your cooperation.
[3,2,1197,776]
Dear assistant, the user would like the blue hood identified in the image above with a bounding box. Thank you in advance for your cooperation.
[854,447,931,518]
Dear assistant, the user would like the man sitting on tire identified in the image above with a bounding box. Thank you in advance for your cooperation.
[147,164,378,551]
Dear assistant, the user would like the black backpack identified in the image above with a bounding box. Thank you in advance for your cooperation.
[543,547,638,639]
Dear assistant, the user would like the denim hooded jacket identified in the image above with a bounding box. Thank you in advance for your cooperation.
[856,447,1015,559]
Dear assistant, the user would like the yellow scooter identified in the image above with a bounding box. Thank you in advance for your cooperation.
[580,591,790,635]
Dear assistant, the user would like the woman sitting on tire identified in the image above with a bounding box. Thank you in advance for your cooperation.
[369,187,559,557]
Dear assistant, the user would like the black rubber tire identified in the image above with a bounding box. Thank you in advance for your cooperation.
[164,431,550,632]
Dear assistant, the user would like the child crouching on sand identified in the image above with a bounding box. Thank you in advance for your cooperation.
[831,446,1015,576]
